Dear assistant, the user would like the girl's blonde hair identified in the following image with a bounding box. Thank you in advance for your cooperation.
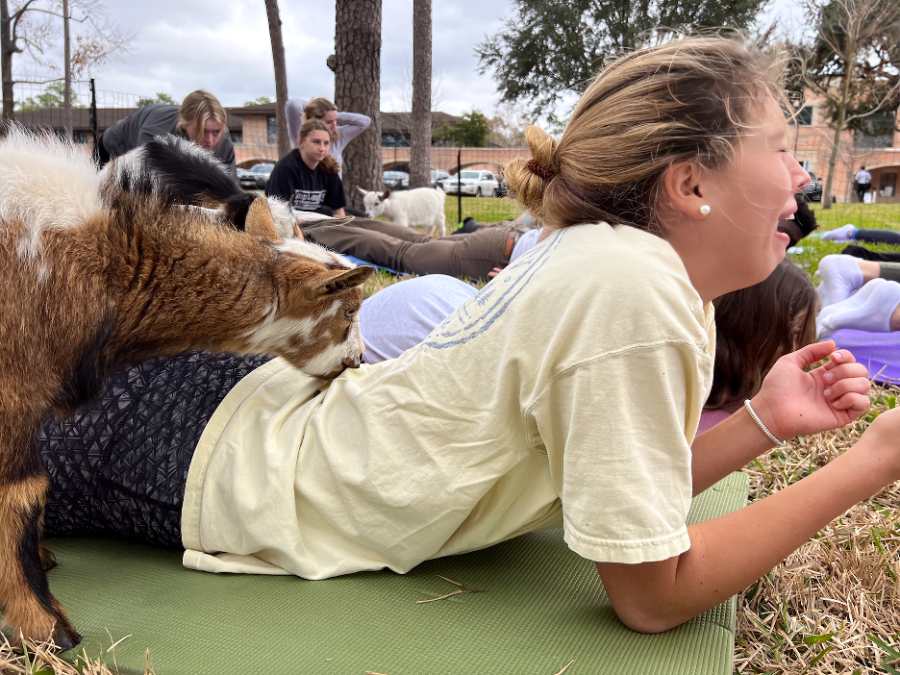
[299,119,340,175]
[176,90,228,146]
[304,97,339,141]
[505,37,789,233]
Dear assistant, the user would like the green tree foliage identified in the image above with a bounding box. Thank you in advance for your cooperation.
[16,80,64,110]
[792,0,899,207]
[475,0,768,112]
[136,92,177,107]
[799,0,898,138]
[243,95,273,106]
[435,109,490,147]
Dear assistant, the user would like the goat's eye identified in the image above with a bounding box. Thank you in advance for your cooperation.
[345,307,357,320]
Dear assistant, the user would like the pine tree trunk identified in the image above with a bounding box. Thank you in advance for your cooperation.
[62,0,72,141]
[409,0,432,189]
[1,0,16,123]
[334,0,383,209]
[264,0,290,158]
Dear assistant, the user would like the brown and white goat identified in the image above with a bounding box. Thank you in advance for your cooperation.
[0,129,372,648]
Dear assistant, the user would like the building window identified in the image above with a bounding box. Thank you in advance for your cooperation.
[381,132,409,148]
[880,172,897,198]
[267,116,277,144]
[230,129,243,144]
[796,106,813,126]
[854,110,895,149]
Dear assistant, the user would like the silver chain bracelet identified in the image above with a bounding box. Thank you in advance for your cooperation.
[743,399,787,448]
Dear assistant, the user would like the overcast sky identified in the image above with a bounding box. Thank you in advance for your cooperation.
[14,0,804,117]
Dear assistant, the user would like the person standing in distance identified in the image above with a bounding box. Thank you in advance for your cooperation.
[855,166,872,203]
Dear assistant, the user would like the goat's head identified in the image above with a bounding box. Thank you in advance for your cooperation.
[245,236,374,379]
[357,187,391,220]
[241,199,375,379]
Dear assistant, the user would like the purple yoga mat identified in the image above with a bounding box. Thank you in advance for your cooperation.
[832,328,900,383]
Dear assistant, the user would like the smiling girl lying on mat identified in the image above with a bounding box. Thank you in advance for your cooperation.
[39,36,899,634]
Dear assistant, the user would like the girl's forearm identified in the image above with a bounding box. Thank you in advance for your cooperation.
[602,438,890,633]
[691,407,774,495]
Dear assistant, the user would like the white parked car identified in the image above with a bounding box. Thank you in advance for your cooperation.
[439,170,500,198]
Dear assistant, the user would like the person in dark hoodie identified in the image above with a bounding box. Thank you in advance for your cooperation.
[98,89,236,177]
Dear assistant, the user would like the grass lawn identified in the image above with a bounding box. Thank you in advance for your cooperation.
[444,195,522,230]
[790,203,900,281]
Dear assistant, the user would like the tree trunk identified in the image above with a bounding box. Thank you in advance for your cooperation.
[334,0,383,210]
[409,0,432,189]
[264,0,290,158]
[822,104,845,210]
[62,0,72,140]
[1,0,15,123]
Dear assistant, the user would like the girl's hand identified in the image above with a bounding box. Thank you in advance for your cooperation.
[750,340,871,441]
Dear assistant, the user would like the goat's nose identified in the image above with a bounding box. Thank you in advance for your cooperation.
[342,355,361,370]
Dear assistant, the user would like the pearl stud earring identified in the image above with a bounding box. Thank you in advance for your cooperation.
[700,205,711,216]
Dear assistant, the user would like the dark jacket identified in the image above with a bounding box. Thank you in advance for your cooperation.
[101,104,236,177]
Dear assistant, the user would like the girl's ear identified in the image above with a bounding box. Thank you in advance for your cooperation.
[663,161,708,221]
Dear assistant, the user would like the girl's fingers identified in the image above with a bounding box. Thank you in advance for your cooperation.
[789,340,836,368]
[829,391,870,413]
[821,362,869,384]
[820,348,858,371]
[824,377,872,401]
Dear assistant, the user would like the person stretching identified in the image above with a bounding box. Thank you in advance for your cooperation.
[285,97,371,178]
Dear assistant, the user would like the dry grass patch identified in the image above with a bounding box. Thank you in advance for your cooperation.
[0,633,154,675]
[735,384,900,674]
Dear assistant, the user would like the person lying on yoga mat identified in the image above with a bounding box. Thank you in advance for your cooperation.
[820,224,900,246]
[266,119,347,217]
[300,215,538,281]
[38,36,899,635]
[360,259,820,436]
[815,254,900,337]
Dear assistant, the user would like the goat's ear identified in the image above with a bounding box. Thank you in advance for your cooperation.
[356,186,368,196]
[316,266,375,295]
[245,197,283,243]
[381,190,390,200]
[292,222,304,239]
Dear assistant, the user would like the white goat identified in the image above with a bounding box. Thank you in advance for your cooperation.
[357,186,446,237]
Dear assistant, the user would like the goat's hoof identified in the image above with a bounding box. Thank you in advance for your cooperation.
[51,619,82,652]
[39,546,57,571]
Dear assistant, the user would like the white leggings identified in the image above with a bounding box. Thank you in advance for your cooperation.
[360,275,477,364]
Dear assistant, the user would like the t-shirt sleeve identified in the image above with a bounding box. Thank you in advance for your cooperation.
[265,161,293,201]
[218,132,237,177]
[532,342,703,565]
[337,112,371,145]
[326,173,347,210]
[285,99,306,149]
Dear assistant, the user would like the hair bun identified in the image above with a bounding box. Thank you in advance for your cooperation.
[505,126,558,220]
[524,126,558,174]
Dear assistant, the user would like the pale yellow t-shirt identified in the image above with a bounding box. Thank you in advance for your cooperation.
[182,223,715,578]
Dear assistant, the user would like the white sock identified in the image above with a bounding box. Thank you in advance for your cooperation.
[817,278,900,338]
[820,224,858,242]
[816,255,864,308]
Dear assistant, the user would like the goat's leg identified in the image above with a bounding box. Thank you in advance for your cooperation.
[0,417,80,650]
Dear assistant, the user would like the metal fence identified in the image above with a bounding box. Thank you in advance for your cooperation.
[384,146,526,228]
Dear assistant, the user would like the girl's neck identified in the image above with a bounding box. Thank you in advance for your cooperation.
[299,150,319,171]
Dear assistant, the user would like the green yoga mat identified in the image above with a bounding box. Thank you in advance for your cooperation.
[41,472,748,675]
